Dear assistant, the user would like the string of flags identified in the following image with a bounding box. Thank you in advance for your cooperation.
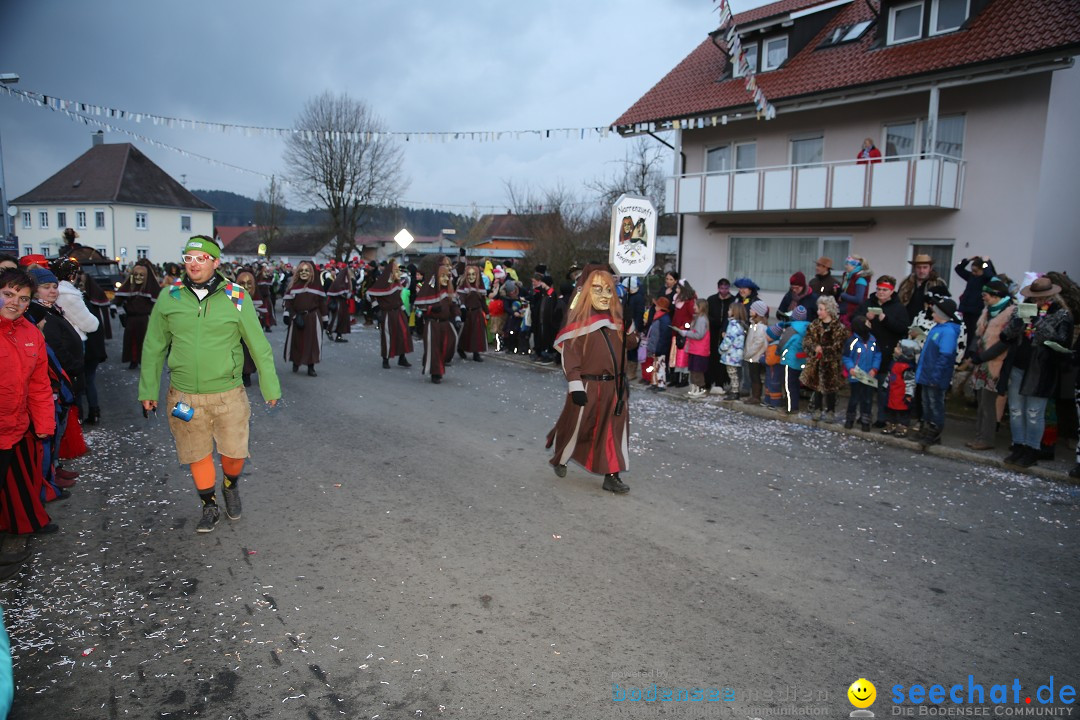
[0,85,618,143]
[713,0,778,120]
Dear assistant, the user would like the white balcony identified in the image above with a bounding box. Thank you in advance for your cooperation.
[666,154,965,215]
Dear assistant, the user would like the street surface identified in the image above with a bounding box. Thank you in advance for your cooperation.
[2,324,1077,719]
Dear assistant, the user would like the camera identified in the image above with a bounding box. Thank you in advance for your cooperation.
[171,402,194,422]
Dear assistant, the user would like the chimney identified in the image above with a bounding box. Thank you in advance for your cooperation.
[92,130,104,147]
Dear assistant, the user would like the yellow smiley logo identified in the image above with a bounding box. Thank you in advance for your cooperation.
[848,678,876,708]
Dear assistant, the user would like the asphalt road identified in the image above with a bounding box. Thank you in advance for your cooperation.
[2,322,1077,719]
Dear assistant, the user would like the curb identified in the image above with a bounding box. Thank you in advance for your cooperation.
[489,350,1077,485]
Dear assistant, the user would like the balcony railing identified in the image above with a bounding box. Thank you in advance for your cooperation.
[666,154,965,215]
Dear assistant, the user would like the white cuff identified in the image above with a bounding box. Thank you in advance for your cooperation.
[568,380,584,393]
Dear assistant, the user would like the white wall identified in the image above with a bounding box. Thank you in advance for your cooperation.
[1032,63,1080,279]
[113,205,213,264]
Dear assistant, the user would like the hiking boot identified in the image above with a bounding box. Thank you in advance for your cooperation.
[307,366,318,377]
[1003,445,1025,464]
[222,482,242,520]
[1013,446,1037,469]
[196,504,220,533]
[602,474,630,494]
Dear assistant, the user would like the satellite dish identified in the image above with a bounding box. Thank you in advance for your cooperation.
[6,206,17,217]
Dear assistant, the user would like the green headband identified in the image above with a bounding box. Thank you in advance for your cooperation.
[183,236,220,259]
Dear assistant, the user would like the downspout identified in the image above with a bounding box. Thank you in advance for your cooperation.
[647,130,686,276]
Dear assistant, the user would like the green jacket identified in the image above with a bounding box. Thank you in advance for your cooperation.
[138,274,282,402]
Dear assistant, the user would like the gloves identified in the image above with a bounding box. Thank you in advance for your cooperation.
[283,315,291,326]
[968,351,983,365]
[571,391,588,406]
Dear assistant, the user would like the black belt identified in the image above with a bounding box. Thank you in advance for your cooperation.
[581,374,615,381]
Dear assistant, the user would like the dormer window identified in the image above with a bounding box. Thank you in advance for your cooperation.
[930,0,969,34]
[888,1,924,44]
[733,42,758,78]
[763,36,789,71]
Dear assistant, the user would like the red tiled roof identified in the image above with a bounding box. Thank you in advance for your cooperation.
[614,0,1080,128]
[735,0,828,26]
[217,226,255,248]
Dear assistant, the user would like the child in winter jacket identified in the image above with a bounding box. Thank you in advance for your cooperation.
[674,299,711,398]
[799,295,847,423]
[645,296,673,391]
[742,300,770,404]
[914,298,962,445]
[882,339,918,437]
[843,315,882,431]
[718,302,748,399]
[769,305,810,413]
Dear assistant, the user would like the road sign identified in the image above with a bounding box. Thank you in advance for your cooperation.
[608,194,656,277]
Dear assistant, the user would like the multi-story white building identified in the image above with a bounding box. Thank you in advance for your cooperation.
[11,133,214,264]
[614,0,1080,306]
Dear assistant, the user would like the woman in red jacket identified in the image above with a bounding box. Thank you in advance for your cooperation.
[0,268,58,535]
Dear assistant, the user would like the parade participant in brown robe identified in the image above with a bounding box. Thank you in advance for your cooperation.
[257,265,277,330]
[456,264,488,361]
[236,270,266,388]
[546,266,638,494]
[414,265,458,384]
[283,260,328,377]
[367,259,413,369]
[327,264,353,342]
[112,258,160,369]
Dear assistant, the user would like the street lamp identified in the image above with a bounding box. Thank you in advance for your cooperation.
[0,73,18,246]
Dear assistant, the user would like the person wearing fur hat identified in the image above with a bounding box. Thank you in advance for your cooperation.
[914,297,962,445]
[999,277,1074,468]
[838,256,872,328]
[326,264,353,343]
[112,259,161,369]
[966,278,1015,450]
[456,264,488,362]
[546,267,638,494]
[283,260,329,377]
[899,253,949,320]
[367,259,414,369]
[414,264,459,383]
[800,296,847,423]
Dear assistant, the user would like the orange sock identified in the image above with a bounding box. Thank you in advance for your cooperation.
[220,456,245,479]
[190,455,217,491]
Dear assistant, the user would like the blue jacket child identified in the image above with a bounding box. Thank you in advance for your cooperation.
[915,312,962,389]
[843,329,882,379]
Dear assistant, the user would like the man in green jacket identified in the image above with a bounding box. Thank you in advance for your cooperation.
[139,237,281,533]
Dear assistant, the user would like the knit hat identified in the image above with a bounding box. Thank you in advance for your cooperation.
[654,297,671,311]
[29,267,59,285]
[898,339,919,361]
[932,297,958,321]
[183,235,221,259]
[789,271,806,287]
[982,279,1010,298]
[733,277,759,291]
[749,300,769,318]
[852,315,870,338]
[791,305,807,321]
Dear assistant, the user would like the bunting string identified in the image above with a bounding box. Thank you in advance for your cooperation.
[713,0,778,120]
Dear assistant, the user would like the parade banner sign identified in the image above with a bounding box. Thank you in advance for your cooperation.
[608,194,656,277]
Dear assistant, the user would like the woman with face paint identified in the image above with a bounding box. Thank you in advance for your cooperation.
[112,259,161,369]
[545,265,638,494]
[413,264,459,383]
[456,264,488,362]
[283,260,329,377]
[366,260,414,369]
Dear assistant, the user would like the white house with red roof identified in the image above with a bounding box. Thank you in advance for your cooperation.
[615,0,1080,304]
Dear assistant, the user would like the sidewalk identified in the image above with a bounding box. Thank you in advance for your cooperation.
[493,351,1078,485]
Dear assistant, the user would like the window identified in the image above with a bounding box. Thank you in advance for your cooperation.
[180,214,192,232]
[135,212,148,230]
[95,246,107,256]
[57,211,66,228]
[21,212,31,229]
[763,36,788,71]
[706,142,756,173]
[733,42,758,77]
[95,210,106,229]
[888,1,923,44]
[884,115,964,159]
[729,236,851,292]
[910,241,953,272]
[735,143,757,172]
[921,114,965,159]
[885,121,917,159]
[76,210,87,229]
[40,245,49,256]
[136,248,149,260]
[930,0,967,34]
[22,245,32,256]
[790,135,824,166]
[38,211,49,229]
[819,21,873,47]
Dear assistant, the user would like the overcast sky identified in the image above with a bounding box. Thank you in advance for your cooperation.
[1,0,768,217]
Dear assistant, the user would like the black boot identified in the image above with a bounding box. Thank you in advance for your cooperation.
[292,363,300,373]
[86,407,100,425]
[307,365,318,377]
[382,357,391,369]
[921,423,941,446]
[1014,446,1037,468]
[335,334,348,343]
[473,352,483,362]
[602,473,630,494]
[398,355,411,367]
[458,349,467,361]
[1003,444,1025,464]
[431,374,442,384]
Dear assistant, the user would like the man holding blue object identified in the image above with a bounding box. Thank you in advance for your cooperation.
[138,237,281,533]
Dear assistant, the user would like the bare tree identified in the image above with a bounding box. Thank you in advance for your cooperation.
[588,137,668,213]
[253,175,286,260]
[284,92,408,261]
[505,180,607,283]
